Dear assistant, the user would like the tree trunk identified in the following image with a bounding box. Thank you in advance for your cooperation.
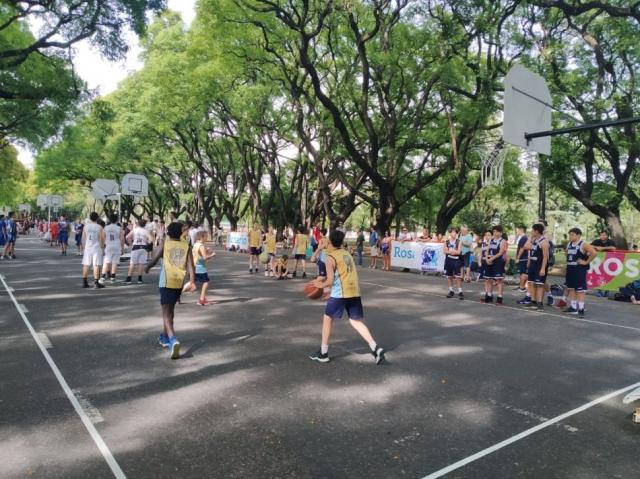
[604,212,628,249]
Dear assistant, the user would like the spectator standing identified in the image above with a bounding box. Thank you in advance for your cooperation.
[369,226,380,269]
[381,231,393,271]
[459,226,474,282]
[355,227,365,266]
[591,230,616,297]
[417,227,432,242]
[398,227,414,242]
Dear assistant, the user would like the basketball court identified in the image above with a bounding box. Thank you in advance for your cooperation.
[1,237,639,478]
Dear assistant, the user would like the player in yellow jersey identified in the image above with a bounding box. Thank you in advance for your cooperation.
[292,225,309,278]
[263,226,277,277]
[248,222,263,274]
[309,230,385,364]
[146,222,196,360]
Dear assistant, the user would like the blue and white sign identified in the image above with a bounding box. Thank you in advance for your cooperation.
[390,241,445,272]
[227,232,248,250]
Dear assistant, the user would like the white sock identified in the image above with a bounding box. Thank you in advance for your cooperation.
[487,293,493,297]
[368,341,377,352]
[458,288,463,293]
[449,287,454,292]
[571,300,577,309]
[578,302,585,310]
[321,344,329,355]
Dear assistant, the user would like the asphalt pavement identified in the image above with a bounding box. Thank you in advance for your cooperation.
[1,237,639,479]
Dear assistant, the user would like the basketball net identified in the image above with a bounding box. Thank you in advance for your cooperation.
[480,139,506,187]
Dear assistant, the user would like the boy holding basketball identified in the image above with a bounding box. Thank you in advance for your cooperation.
[145,222,196,359]
[309,230,385,364]
[193,230,216,306]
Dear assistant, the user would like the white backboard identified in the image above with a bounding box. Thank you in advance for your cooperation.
[37,194,48,208]
[503,64,552,156]
[91,179,119,200]
[18,203,31,213]
[121,173,149,197]
[48,195,64,208]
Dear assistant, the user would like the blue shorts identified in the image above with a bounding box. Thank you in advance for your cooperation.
[444,257,462,278]
[159,287,182,305]
[0,235,5,246]
[461,252,471,268]
[484,260,505,279]
[517,261,528,275]
[317,259,327,277]
[325,297,364,320]
[75,234,82,246]
[565,266,588,292]
[195,272,210,284]
[58,233,69,245]
[250,247,261,256]
[528,262,548,285]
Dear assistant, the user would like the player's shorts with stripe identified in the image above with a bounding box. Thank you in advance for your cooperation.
[104,249,121,265]
[517,261,528,275]
[484,260,505,279]
[130,248,147,265]
[325,297,364,320]
[444,257,462,278]
[528,262,548,284]
[82,247,103,266]
[565,265,588,292]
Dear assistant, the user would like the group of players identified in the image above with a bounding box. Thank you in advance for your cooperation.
[440,222,596,317]
[0,212,18,260]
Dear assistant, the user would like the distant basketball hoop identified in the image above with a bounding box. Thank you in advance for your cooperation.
[121,174,149,198]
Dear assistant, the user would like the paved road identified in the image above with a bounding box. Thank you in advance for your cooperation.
[1,237,639,479]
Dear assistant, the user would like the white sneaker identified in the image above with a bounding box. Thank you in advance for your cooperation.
[264,271,269,277]
[98,277,106,285]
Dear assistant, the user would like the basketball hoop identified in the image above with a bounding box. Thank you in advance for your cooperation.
[480,139,506,186]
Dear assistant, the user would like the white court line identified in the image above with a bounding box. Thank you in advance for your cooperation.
[421,380,640,479]
[0,275,126,479]
[361,281,640,333]
[19,303,29,313]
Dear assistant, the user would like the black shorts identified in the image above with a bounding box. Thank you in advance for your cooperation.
[517,261,528,275]
[484,260,505,279]
[325,297,364,320]
[528,262,548,285]
[294,253,306,260]
[160,287,182,305]
[444,257,462,278]
[250,247,261,256]
[195,273,210,284]
[565,265,588,292]
[462,252,471,268]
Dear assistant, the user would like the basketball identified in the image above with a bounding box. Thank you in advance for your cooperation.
[259,251,269,264]
[182,281,197,293]
[304,281,323,300]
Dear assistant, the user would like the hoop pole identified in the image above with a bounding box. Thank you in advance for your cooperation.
[525,116,640,143]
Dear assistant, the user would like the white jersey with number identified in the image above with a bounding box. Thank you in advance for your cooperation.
[85,223,102,250]
[133,227,150,247]
[105,224,122,253]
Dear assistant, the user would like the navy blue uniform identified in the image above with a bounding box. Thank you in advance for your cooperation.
[58,220,69,245]
[0,219,5,246]
[516,235,529,275]
[528,236,548,284]
[565,240,588,292]
[484,238,505,279]
[5,219,17,243]
[443,239,462,278]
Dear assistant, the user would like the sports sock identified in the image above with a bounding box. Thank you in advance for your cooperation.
[449,287,454,292]
[101,273,106,279]
[525,294,531,299]
[138,275,142,281]
[457,288,463,293]
[578,301,585,310]
[487,293,493,297]
[571,300,577,309]
[368,341,377,352]
[321,344,329,355]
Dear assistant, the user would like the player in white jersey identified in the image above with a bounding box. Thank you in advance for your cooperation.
[125,219,152,284]
[82,212,106,289]
[101,213,124,284]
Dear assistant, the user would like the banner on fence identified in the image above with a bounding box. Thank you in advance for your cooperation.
[227,232,248,250]
[390,241,445,272]
[587,251,640,292]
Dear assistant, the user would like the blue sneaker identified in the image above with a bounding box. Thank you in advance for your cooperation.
[517,296,531,305]
[563,307,578,315]
[158,333,170,348]
[169,336,181,360]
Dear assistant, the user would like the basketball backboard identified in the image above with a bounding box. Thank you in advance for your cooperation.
[91,179,119,200]
[503,64,552,156]
[121,173,149,197]
[48,195,64,208]
[37,194,48,208]
[18,203,31,213]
